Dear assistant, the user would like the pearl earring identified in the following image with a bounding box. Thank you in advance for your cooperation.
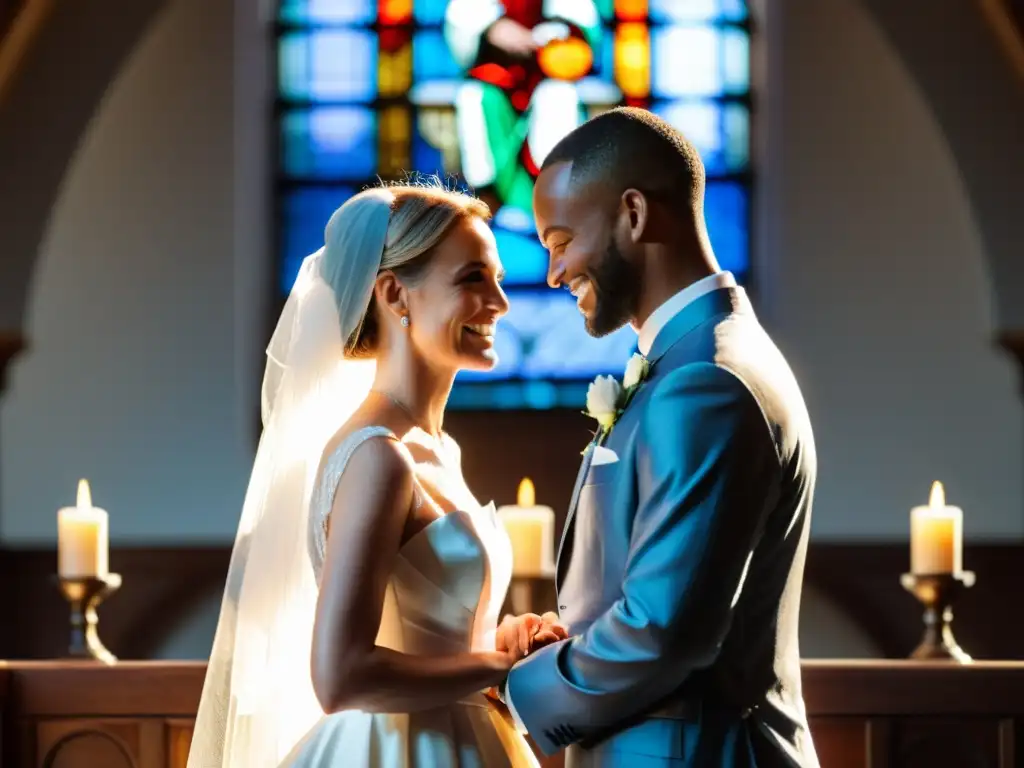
[400,315,410,328]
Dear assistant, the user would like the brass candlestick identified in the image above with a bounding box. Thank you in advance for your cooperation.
[53,573,122,664]
[900,571,975,663]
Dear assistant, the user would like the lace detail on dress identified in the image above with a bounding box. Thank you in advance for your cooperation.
[309,426,397,579]
[308,426,427,580]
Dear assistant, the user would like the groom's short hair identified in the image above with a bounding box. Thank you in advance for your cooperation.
[541,107,706,212]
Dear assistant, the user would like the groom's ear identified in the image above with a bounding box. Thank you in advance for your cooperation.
[375,270,408,320]
[620,188,651,244]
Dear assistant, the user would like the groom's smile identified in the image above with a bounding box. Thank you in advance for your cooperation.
[534,160,640,337]
[568,275,594,313]
[534,161,600,324]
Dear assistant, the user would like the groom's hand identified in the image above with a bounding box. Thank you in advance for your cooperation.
[530,611,569,652]
[496,612,569,659]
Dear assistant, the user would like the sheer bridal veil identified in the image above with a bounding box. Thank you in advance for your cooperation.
[188,189,395,767]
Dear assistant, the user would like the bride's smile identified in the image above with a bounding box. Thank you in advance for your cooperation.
[399,214,509,372]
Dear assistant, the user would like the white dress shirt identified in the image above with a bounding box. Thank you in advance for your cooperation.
[503,271,736,733]
[637,271,736,356]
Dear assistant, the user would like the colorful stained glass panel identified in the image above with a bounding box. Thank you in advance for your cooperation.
[412,0,448,26]
[278,0,376,24]
[278,30,377,102]
[492,229,549,286]
[648,0,747,22]
[412,30,462,82]
[378,38,413,97]
[379,0,413,25]
[411,108,459,174]
[457,289,637,381]
[654,100,749,174]
[651,26,749,97]
[276,0,752,410]
[451,380,589,409]
[281,107,377,179]
[705,181,749,275]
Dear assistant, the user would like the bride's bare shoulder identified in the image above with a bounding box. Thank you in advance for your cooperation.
[317,404,404,468]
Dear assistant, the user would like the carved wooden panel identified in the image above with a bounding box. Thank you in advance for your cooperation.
[3,662,1024,768]
[166,721,193,768]
[883,717,1015,768]
[132,715,1020,768]
[807,717,868,768]
[29,718,178,768]
[36,720,137,768]
[41,731,134,768]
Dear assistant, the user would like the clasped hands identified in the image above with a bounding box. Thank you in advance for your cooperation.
[486,612,567,703]
[497,611,568,662]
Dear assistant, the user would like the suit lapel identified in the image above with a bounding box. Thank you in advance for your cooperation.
[647,286,751,365]
[555,440,597,592]
[553,288,750,594]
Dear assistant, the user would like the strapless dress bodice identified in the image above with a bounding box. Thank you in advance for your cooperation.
[308,427,512,656]
[282,426,534,767]
[376,504,511,655]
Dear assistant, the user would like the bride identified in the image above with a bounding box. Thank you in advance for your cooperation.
[187,182,564,767]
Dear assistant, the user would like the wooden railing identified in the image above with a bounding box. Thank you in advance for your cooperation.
[979,0,1024,78]
[0,0,27,41]
[1,660,1022,767]
[0,0,55,106]
[6,543,1024,664]
[0,0,59,107]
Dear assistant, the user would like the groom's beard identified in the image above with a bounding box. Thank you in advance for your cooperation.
[585,239,640,338]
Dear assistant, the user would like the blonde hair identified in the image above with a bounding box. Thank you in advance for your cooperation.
[344,180,491,358]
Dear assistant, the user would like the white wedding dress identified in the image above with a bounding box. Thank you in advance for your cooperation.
[279,426,538,768]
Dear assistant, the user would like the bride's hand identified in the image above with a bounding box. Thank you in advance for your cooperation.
[496,613,541,660]
[496,612,569,660]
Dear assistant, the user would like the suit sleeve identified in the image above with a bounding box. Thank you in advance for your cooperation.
[505,363,781,754]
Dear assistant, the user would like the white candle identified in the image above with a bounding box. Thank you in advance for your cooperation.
[910,480,963,575]
[57,479,109,578]
[498,478,556,578]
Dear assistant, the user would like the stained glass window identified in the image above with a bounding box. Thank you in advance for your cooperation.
[276,0,752,409]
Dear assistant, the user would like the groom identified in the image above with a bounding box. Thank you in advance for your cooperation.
[496,108,820,767]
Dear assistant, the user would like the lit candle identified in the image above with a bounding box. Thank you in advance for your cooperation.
[497,478,556,578]
[910,481,963,575]
[57,479,109,578]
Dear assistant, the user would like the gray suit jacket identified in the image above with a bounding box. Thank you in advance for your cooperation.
[506,287,819,767]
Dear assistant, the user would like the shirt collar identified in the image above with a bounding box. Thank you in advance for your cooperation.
[637,272,736,356]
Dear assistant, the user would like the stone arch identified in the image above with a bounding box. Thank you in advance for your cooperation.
[0,0,169,343]
[853,0,1024,331]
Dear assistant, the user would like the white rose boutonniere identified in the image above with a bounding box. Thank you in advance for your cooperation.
[585,353,653,443]
[623,352,651,390]
[586,375,621,431]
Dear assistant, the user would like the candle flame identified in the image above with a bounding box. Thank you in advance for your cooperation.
[77,478,92,508]
[928,480,945,508]
[517,478,535,508]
